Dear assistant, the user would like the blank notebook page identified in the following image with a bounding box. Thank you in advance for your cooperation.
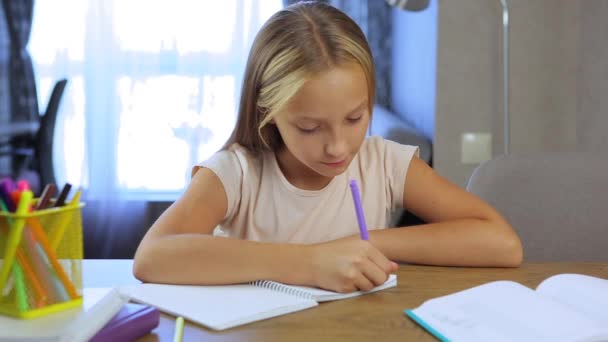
[121,283,318,331]
[266,274,398,302]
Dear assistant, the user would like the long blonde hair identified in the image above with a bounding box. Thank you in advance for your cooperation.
[223,1,375,154]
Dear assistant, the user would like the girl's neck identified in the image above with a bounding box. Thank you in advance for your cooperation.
[275,147,333,191]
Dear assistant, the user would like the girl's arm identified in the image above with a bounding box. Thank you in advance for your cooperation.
[133,168,308,285]
[133,168,396,292]
[369,156,523,267]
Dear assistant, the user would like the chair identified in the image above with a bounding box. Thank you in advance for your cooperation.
[466,153,608,261]
[0,78,68,193]
[35,78,68,188]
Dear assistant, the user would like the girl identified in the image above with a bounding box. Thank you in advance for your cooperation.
[134,1,522,293]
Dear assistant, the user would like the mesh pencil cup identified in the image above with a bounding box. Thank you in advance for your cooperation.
[0,200,85,319]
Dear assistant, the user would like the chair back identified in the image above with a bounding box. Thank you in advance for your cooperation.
[466,153,608,261]
[36,78,68,188]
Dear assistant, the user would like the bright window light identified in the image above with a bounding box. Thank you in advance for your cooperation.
[30,0,282,200]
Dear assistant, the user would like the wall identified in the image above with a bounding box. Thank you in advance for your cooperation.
[434,0,582,187]
[577,0,608,151]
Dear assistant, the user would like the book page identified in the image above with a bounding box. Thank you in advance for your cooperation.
[408,281,608,342]
[260,274,397,302]
[536,274,608,324]
[121,283,318,331]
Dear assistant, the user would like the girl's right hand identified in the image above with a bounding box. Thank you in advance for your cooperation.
[306,238,398,293]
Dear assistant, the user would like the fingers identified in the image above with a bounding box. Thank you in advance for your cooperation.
[366,245,396,275]
[319,239,400,293]
[359,258,389,288]
[353,272,375,292]
[338,260,386,293]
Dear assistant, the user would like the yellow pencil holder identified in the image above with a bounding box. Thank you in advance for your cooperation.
[0,202,85,319]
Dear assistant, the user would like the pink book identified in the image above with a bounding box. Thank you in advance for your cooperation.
[89,303,160,342]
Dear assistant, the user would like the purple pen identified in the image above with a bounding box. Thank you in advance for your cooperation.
[349,179,369,240]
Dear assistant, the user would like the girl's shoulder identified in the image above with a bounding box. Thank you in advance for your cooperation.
[355,137,420,210]
[358,136,419,163]
[197,143,263,175]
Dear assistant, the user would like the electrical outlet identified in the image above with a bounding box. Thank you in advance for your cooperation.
[461,133,492,164]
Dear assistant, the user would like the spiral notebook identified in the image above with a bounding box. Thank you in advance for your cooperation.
[120,274,397,331]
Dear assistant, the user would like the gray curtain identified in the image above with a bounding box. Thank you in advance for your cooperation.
[2,0,39,124]
[0,0,39,179]
[282,0,393,109]
[0,4,10,124]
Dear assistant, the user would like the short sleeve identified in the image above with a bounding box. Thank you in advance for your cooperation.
[194,149,243,221]
[382,139,419,210]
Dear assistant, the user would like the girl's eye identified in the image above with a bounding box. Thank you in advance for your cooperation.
[347,115,362,123]
[297,126,319,134]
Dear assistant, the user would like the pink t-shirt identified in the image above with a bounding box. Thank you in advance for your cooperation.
[198,136,418,244]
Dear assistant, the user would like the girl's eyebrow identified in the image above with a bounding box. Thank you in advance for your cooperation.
[344,100,368,116]
[295,99,368,121]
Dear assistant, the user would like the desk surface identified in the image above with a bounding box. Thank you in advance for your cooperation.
[83,260,608,341]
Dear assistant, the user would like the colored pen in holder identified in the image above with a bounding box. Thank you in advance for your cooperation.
[0,189,85,319]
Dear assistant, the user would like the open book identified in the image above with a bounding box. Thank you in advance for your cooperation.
[120,274,397,331]
[405,273,608,342]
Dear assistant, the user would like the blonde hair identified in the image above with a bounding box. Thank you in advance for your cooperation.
[223,1,375,154]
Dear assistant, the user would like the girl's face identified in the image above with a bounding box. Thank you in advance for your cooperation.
[273,63,370,181]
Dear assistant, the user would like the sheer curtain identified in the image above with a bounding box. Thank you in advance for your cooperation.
[30,0,281,200]
[29,0,281,257]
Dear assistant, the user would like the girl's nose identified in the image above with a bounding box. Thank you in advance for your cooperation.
[324,136,348,159]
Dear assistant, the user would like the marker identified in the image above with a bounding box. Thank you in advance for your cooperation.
[50,189,81,250]
[22,227,62,304]
[35,184,57,210]
[349,179,369,240]
[14,190,78,300]
[0,190,33,292]
[15,246,47,307]
[25,215,79,299]
[36,244,70,302]
[54,183,72,207]
[0,198,15,297]
[10,190,21,210]
[12,263,29,311]
[173,316,184,342]
[0,199,46,307]
[1,194,49,307]
[16,180,30,191]
[0,179,16,212]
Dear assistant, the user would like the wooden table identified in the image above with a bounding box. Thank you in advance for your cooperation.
[83,260,608,341]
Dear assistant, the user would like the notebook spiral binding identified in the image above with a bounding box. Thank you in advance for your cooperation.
[250,280,314,300]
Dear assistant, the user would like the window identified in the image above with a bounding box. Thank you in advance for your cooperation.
[30,0,281,200]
